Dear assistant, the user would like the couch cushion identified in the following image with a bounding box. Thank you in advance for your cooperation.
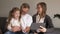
[0,17,7,33]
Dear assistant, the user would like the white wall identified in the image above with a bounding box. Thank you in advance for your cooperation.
[0,0,60,28]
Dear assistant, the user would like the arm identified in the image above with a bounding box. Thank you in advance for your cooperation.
[24,15,33,32]
[39,15,54,33]
[46,15,54,32]
[24,27,30,32]
[46,15,54,28]
[7,24,21,32]
[7,24,12,31]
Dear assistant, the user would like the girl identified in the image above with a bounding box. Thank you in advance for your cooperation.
[5,7,22,34]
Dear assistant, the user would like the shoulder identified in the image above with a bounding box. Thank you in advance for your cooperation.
[45,15,51,19]
[10,18,15,23]
[7,18,14,22]
[26,14,32,18]
[32,13,37,17]
[45,15,52,21]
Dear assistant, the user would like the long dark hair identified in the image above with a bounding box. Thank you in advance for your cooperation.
[7,7,21,26]
[37,2,47,18]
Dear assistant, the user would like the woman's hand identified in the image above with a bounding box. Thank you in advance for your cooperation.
[12,26,21,32]
[39,26,47,32]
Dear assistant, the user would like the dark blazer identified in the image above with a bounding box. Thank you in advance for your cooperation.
[32,14,54,33]
[32,14,54,28]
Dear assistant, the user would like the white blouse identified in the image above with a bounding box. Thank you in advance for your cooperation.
[21,14,33,31]
[7,18,21,31]
[36,15,45,23]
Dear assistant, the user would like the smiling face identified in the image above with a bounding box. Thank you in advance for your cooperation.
[37,5,43,15]
[12,10,20,19]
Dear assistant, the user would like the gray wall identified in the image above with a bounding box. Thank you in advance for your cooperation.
[0,0,60,28]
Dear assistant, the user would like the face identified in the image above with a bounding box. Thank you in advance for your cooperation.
[37,5,43,15]
[13,10,20,19]
[22,8,29,13]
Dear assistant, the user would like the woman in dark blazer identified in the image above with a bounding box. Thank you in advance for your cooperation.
[32,2,54,34]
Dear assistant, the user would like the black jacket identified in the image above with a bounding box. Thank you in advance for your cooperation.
[32,14,54,33]
[32,14,54,28]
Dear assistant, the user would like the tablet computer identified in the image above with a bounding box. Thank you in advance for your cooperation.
[31,23,45,30]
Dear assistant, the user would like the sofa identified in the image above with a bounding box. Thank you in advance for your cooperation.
[0,17,7,34]
[0,17,60,34]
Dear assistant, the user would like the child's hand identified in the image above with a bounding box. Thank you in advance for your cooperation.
[12,26,21,32]
[23,27,30,33]
[17,26,21,31]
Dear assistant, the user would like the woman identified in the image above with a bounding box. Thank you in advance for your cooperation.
[32,2,54,34]
[20,3,33,34]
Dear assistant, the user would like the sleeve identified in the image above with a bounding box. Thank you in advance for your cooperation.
[32,15,36,23]
[7,24,12,31]
[26,16,33,27]
[47,16,54,28]
[7,19,13,31]
[46,15,54,33]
